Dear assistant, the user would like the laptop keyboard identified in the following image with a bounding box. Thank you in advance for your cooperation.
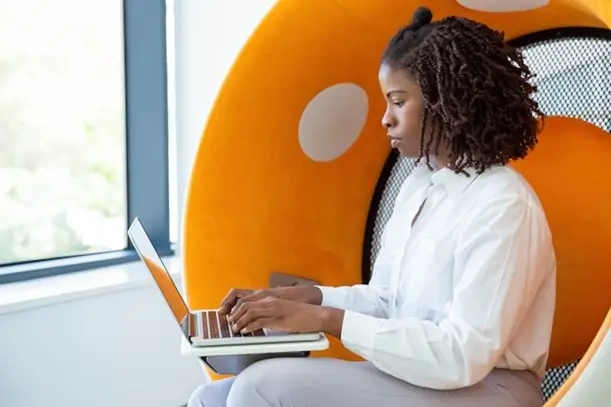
[198,310,265,339]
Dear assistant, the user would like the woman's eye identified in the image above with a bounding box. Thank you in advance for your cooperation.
[393,101,404,107]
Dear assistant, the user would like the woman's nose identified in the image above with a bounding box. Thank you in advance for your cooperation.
[382,112,394,128]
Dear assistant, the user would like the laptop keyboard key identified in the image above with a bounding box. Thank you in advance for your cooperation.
[196,310,267,340]
[252,329,265,336]
[219,314,232,338]
[208,311,221,338]
[198,311,214,339]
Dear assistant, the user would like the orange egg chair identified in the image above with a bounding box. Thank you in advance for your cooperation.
[181,0,611,403]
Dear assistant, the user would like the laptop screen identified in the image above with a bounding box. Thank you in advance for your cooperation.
[127,218,190,325]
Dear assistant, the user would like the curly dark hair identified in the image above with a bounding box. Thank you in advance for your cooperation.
[381,7,545,174]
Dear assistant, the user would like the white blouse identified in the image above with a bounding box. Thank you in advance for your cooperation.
[317,162,556,390]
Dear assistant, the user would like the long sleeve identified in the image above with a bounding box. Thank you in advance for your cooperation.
[339,193,555,390]
[316,283,390,318]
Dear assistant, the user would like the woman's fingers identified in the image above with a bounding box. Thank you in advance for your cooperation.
[219,288,252,315]
[231,308,264,333]
[230,300,278,332]
[230,289,268,316]
[240,317,275,334]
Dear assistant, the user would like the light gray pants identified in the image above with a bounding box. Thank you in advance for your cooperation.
[187,357,544,407]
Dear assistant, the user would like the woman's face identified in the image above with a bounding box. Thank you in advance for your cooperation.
[378,64,428,158]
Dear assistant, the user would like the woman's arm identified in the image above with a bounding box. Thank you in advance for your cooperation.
[315,283,391,319]
[320,194,555,389]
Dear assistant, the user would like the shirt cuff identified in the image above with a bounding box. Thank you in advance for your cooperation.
[340,309,381,351]
[315,285,345,309]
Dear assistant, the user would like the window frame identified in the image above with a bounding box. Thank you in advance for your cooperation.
[0,0,172,285]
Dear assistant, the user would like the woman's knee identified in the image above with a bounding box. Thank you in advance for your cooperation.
[187,384,208,407]
[188,378,235,407]
[227,358,306,407]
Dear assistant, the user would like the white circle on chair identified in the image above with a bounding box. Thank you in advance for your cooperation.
[298,83,369,162]
[456,0,548,12]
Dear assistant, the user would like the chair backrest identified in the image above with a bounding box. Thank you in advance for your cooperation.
[511,116,611,366]
[362,29,611,401]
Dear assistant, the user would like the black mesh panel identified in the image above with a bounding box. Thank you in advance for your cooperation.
[368,154,417,271]
[362,28,610,402]
[520,34,611,132]
[541,362,579,400]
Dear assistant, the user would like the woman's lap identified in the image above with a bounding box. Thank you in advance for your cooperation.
[189,357,543,407]
[188,375,235,407]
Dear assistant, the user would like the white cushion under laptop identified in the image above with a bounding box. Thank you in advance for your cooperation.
[127,217,328,356]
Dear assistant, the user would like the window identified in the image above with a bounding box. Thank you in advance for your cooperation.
[0,0,127,266]
[0,0,172,284]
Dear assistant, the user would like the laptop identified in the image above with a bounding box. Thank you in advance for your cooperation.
[127,217,322,347]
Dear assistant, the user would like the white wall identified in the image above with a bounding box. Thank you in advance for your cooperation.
[0,261,206,407]
[174,0,275,245]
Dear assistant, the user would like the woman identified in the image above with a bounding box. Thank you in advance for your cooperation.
[188,7,556,407]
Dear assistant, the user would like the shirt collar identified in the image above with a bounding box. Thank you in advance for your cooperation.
[412,159,482,197]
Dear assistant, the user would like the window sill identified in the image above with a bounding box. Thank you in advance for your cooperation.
[0,254,180,315]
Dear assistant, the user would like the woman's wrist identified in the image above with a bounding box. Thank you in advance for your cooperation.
[285,285,323,305]
[317,306,345,338]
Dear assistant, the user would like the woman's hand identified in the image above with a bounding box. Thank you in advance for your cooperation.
[218,286,322,315]
[227,297,344,338]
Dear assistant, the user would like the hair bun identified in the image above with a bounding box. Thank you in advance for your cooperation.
[411,7,433,29]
